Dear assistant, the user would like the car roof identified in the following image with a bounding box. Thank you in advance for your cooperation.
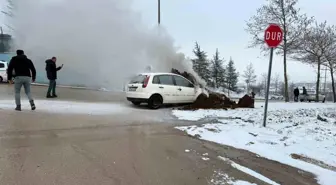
[137,72,194,83]
[139,72,182,76]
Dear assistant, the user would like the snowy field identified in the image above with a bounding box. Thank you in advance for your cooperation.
[173,102,336,185]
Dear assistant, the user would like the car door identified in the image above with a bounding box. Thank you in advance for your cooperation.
[152,75,178,104]
[0,62,7,82]
[173,75,195,103]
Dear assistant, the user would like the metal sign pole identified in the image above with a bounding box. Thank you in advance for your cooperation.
[158,0,161,25]
[263,47,274,127]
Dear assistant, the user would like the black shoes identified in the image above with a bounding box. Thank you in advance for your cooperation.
[30,100,36,110]
[15,105,21,111]
[46,94,58,98]
[15,101,36,111]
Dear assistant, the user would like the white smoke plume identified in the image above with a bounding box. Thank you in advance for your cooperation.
[8,0,206,90]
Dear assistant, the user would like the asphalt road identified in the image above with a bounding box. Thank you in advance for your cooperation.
[0,84,319,185]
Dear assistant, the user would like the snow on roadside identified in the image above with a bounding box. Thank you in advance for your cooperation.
[218,156,279,185]
[0,100,129,115]
[210,170,257,185]
[173,102,336,185]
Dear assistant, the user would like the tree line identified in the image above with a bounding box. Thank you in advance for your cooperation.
[242,63,285,97]
[191,42,239,93]
[246,0,336,102]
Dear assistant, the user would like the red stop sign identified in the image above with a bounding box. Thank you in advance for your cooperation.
[264,24,283,48]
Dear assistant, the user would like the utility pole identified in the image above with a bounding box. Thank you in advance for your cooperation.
[157,0,161,25]
[0,26,3,53]
[324,66,327,94]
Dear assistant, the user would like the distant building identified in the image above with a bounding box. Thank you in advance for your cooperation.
[0,33,12,53]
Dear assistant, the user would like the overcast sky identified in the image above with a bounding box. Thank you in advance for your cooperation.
[132,0,336,83]
[1,0,336,83]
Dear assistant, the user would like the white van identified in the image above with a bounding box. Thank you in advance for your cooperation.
[0,61,8,82]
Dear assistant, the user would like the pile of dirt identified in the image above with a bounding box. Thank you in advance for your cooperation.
[171,68,255,110]
[181,93,255,110]
[171,68,197,84]
[181,93,236,110]
[237,95,255,108]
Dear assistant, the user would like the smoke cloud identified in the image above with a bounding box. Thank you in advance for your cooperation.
[8,0,205,91]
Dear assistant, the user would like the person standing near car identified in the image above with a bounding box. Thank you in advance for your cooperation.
[45,57,63,98]
[293,87,300,102]
[302,86,308,101]
[7,49,36,111]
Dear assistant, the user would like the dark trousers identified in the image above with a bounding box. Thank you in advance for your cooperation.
[294,95,298,102]
[47,80,56,96]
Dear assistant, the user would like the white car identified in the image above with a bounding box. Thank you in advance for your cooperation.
[269,94,284,100]
[299,94,326,103]
[126,73,203,109]
[0,61,8,82]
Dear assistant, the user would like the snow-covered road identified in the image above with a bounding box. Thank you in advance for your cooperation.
[173,102,336,185]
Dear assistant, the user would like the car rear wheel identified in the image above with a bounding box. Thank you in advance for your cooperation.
[148,94,163,109]
[0,76,2,83]
[132,101,141,106]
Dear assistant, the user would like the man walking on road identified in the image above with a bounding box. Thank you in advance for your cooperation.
[7,50,36,111]
[45,57,63,98]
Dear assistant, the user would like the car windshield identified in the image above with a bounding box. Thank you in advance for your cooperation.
[129,75,147,84]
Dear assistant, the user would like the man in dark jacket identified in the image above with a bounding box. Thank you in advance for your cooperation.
[45,57,63,98]
[7,49,36,111]
[293,87,300,102]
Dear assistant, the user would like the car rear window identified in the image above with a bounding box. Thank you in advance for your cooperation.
[129,75,147,84]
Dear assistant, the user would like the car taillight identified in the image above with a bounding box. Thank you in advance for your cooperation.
[142,75,150,88]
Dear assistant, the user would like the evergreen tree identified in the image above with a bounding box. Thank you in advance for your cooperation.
[226,57,239,91]
[192,42,211,84]
[211,49,226,88]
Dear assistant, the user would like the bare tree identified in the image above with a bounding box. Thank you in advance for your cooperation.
[243,62,257,93]
[246,0,313,102]
[260,73,268,94]
[272,73,280,93]
[323,27,336,102]
[295,21,335,101]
